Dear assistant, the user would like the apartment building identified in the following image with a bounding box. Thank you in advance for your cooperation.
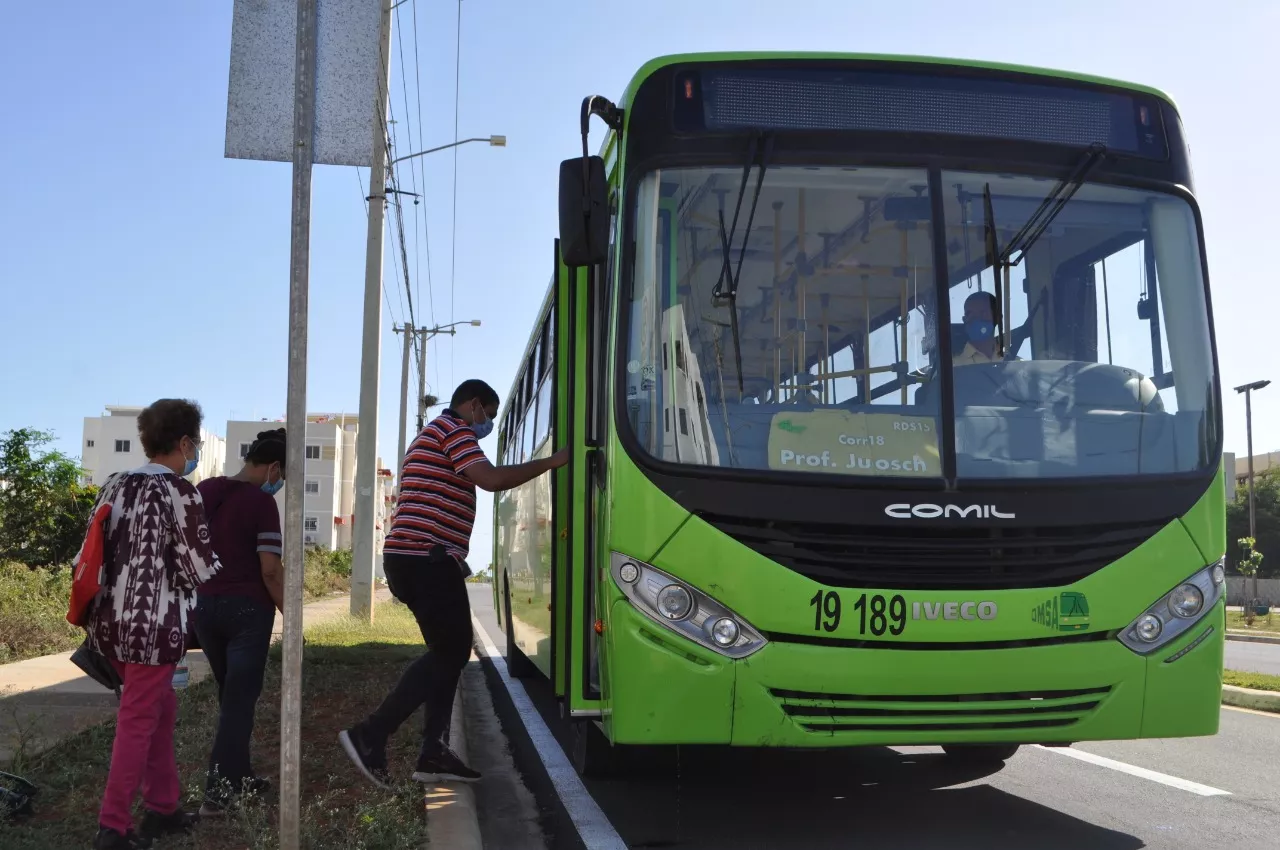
[81,406,224,486]
[223,414,393,557]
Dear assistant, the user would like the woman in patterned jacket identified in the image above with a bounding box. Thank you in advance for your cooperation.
[88,399,222,850]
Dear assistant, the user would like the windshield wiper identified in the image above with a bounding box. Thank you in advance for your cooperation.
[998,142,1108,266]
[714,132,774,395]
[981,143,1108,359]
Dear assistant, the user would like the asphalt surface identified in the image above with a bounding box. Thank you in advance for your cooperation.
[1224,640,1280,676]
[469,585,1280,850]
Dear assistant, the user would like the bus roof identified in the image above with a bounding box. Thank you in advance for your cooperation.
[615,52,1179,114]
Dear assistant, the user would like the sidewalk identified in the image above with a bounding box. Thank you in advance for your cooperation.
[0,589,389,766]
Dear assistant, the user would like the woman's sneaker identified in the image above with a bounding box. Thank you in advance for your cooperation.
[93,826,153,849]
[200,775,273,817]
[339,727,392,789]
[411,746,481,783]
[137,807,199,841]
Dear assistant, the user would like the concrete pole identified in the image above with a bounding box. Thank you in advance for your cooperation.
[280,0,317,845]
[395,322,413,496]
[416,328,429,432]
[1245,388,1258,605]
[350,0,394,622]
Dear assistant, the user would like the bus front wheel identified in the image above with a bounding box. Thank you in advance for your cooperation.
[941,744,1020,764]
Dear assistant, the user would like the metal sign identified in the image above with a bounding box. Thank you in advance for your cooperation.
[225,0,383,167]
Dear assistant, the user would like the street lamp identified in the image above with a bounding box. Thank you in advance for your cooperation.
[391,136,506,167]
[1234,379,1271,607]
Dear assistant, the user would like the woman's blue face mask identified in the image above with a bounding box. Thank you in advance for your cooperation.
[262,465,283,495]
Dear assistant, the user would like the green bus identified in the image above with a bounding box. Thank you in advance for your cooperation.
[492,52,1226,775]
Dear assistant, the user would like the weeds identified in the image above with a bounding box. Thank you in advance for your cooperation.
[0,599,428,849]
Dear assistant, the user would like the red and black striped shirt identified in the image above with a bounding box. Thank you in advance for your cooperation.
[384,410,486,564]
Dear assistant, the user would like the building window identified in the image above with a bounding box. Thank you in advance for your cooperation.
[114,439,130,453]
[304,516,318,532]
[304,480,320,494]
[240,442,253,458]
[305,444,321,460]
[87,440,95,448]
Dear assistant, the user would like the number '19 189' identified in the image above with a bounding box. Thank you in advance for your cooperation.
[809,590,906,637]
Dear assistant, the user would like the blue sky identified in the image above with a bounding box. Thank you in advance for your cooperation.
[2,1,1277,562]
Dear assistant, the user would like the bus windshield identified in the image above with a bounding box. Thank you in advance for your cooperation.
[621,165,1216,480]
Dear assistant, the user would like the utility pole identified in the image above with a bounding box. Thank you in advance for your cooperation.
[280,0,317,845]
[394,321,413,497]
[416,327,429,431]
[1235,379,1271,607]
[351,0,394,622]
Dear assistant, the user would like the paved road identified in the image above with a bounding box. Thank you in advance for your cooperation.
[1224,639,1280,676]
[469,586,1280,850]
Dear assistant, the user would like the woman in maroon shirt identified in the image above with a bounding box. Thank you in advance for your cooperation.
[192,428,285,815]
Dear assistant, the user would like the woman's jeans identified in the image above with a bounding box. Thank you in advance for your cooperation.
[193,594,276,801]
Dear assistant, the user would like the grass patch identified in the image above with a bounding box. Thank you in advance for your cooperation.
[0,549,355,666]
[0,562,81,664]
[1224,669,1280,692]
[0,598,429,849]
[1226,609,1280,634]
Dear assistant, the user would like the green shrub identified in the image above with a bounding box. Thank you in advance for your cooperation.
[0,561,82,663]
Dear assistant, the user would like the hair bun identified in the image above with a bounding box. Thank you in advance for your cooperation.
[256,428,286,442]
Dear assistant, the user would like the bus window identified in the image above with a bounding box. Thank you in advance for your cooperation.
[941,172,1214,478]
[532,376,553,450]
[624,167,940,477]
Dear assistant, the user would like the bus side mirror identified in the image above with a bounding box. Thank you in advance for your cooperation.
[558,156,609,267]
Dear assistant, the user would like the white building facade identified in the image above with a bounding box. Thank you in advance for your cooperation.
[222,414,392,560]
[81,406,224,486]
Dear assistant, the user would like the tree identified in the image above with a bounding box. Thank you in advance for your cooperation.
[1226,468,1279,579]
[0,429,98,569]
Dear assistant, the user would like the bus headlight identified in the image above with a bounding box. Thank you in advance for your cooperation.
[1118,561,1224,655]
[610,552,766,659]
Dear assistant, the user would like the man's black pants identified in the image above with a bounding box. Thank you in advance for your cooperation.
[358,548,472,757]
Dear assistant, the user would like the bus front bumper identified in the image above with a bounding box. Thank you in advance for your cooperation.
[605,599,1224,748]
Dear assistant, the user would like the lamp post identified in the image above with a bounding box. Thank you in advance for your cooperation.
[390,135,506,167]
[351,133,504,621]
[1235,379,1271,607]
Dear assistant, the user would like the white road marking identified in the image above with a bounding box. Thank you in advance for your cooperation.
[471,615,628,850]
[1033,745,1231,797]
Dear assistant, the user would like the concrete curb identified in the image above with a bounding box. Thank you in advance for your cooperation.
[1222,684,1280,713]
[1226,631,1280,645]
[423,654,483,849]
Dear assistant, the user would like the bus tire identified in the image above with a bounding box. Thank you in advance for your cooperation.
[941,744,1020,764]
[571,719,621,778]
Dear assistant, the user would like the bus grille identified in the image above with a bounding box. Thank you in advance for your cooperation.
[699,513,1165,589]
[770,686,1111,734]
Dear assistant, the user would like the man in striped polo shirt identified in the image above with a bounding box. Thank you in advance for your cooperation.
[340,379,567,786]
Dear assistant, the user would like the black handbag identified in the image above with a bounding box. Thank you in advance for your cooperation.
[69,638,122,698]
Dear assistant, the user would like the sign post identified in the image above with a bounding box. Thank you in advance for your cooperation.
[225,1,384,844]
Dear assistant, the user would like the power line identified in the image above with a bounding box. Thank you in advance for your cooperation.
[448,0,463,391]
[411,0,436,333]
[393,2,424,330]
[358,164,401,328]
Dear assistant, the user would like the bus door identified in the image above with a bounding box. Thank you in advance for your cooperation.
[552,241,606,717]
